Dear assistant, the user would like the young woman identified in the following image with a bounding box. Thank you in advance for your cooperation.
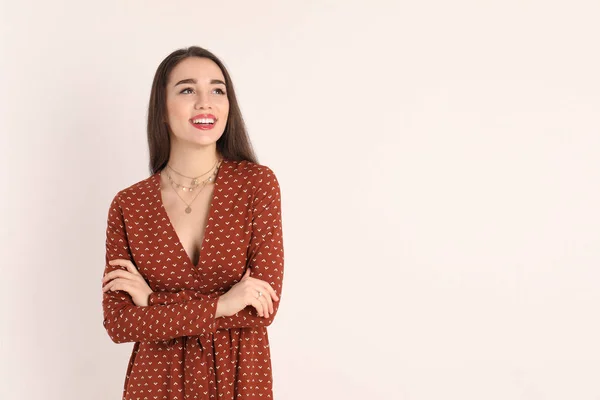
[101,46,284,399]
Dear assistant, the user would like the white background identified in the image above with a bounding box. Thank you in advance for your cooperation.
[1,1,599,399]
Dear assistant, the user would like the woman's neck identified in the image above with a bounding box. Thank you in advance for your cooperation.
[165,141,221,177]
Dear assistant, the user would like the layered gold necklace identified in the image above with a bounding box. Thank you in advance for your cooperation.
[164,159,222,214]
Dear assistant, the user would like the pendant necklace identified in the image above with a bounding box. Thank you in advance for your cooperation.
[167,158,219,190]
[164,160,222,214]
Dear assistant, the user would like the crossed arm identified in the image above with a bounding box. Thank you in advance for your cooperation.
[102,167,284,343]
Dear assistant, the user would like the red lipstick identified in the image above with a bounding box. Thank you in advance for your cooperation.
[190,113,217,130]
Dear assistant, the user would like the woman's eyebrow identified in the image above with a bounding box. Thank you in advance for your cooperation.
[174,78,226,86]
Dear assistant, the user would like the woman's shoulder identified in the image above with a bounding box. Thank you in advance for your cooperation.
[224,159,280,193]
[109,173,158,207]
[225,159,278,183]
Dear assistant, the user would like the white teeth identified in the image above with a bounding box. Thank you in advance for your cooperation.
[192,118,215,124]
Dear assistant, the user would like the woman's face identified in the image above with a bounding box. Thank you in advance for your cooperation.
[165,57,230,147]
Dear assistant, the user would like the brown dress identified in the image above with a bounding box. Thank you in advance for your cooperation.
[102,159,284,399]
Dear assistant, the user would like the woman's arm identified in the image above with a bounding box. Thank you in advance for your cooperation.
[102,194,221,344]
[147,167,285,329]
[147,289,223,306]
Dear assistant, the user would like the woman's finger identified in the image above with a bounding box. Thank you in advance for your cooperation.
[109,259,139,274]
[102,269,135,284]
[247,283,270,317]
[246,288,264,316]
[241,268,251,280]
[252,283,273,315]
[250,297,265,317]
[108,259,129,267]
[103,278,127,292]
[103,269,126,282]
[257,292,270,317]
[124,261,141,276]
[256,280,279,302]
[103,279,119,292]
[246,277,279,302]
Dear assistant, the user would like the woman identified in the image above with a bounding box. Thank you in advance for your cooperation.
[101,46,284,399]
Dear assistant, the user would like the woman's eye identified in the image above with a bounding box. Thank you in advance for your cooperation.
[179,87,226,95]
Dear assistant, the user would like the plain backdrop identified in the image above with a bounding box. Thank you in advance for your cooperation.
[1,1,599,399]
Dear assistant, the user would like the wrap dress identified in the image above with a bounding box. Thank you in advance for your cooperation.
[102,159,284,399]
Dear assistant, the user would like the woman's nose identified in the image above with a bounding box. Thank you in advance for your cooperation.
[194,92,211,109]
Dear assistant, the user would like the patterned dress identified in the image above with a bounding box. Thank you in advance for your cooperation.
[102,159,284,399]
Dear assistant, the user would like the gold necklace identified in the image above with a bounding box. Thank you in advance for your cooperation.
[164,160,222,214]
[167,158,219,187]
[165,173,202,192]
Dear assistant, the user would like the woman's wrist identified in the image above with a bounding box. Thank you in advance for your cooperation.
[215,296,226,318]
[142,290,155,307]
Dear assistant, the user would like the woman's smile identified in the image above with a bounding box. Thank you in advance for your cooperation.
[190,113,217,130]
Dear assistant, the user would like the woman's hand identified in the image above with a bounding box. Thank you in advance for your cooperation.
[102,259,154,307]
[217,268,279,318]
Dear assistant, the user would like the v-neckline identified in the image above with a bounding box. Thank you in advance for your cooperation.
[154,159,227,269]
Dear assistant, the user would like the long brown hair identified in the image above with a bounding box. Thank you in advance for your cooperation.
[147,46,258,174]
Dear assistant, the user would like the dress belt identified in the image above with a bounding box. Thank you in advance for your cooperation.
[183,334,216,399]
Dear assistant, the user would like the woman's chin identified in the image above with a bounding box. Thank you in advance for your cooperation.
[172,132,223,147]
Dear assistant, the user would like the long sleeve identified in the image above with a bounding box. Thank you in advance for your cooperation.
[102,194,220,344]
[147,167,285,330]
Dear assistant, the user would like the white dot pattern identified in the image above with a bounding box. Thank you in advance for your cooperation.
[102,159,284,399]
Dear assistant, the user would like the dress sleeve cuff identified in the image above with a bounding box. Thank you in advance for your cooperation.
[147,291,166,306]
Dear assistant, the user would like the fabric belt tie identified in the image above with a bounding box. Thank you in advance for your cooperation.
[183,335,216,399]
